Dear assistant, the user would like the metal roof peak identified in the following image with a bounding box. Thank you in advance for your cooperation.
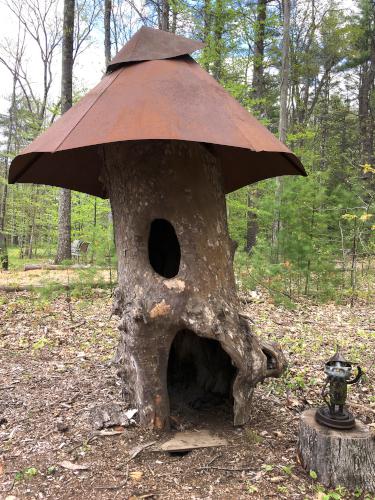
[106,26,205,72]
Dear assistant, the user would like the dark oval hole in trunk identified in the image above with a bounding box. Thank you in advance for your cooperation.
[167,330,237,414]
[148,219,181,279]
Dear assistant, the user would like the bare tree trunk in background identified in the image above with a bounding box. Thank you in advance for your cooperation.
[212,0,224,81]
[159,0,170,31]
[359,2,375,180]
[252,0,267,112]
[104,0,111,67]
[171,5,177,33]
[202,0,212,71]
[272,0,290,263]
[0,21,24,270]
[55,0,75,263]
[246,0,267,253]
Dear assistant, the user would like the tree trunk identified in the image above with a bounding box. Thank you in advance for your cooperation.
[0,20,23,270]
[103,140,286,430]
[171,6,177,33]
[212,0,224,81]
[358,1,375,175]
[298,409,375,493]
[159,0,170,31]
[0,233,8,271]
[55,0,74,263]
[104,0,111,67]
[245,0,267,254]
[245,187,259,253]
[252,0,267,110]
[202,0,212,71]
[278,0,290,145]
[272,0,290,262]
[56,189,72,263]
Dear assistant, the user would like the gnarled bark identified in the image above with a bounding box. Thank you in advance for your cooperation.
[103,140,285,429]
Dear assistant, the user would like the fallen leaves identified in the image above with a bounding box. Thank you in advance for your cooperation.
[129,470,143,481]
[0,287,374,500]
[59,461,90,471]
[269,476,285,483]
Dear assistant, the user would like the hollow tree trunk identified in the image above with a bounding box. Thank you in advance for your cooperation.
[103,140,285,429]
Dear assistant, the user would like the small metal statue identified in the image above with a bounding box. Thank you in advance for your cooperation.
[315,350,362,429]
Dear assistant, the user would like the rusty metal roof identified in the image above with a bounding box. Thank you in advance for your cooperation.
[9,27,306,198]
[107,26,205,72]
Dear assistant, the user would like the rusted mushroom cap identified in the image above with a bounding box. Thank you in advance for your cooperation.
[107,26,205,72]
[9,27,307,198]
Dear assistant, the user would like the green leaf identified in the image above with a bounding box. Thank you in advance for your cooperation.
[309,470,318,480]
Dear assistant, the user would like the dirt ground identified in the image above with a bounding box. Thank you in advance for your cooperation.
[0,268,114,289]
[0,282,374,500]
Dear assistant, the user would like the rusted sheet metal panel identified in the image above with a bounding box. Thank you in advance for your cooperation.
[107,26,205,71]
[9,28,306,198]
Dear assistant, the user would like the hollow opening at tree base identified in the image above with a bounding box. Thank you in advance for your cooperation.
[167,330,237,423]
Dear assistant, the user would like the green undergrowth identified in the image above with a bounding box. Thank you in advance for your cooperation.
[233,248,374,307]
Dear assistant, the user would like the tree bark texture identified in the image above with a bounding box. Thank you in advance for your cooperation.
[56,188,72,263]
[0,24,22,270]
[104,0,111,67]
[245,0,267,254]
[102,141,286,429]
[212,0,224,81]
[202,0,212,71]
[56,0,74,263]
[358,2,375,172]
[252,0,267,110]
[61,0,74,115]
[298,409,375,493]
[245,187,258,253]
[0,233,8,271]
[272,0,290,262]
[278,0,290,146]
[159,0,170,31]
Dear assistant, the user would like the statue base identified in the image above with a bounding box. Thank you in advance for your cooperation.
[315,406,355,430]
[299,409,375,492]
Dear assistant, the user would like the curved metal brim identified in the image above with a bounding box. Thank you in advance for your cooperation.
[9,56,306,198]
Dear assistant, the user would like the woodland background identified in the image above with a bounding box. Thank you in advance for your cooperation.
[0,0,374,304]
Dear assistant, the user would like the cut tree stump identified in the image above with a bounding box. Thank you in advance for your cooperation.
[298,408,375,493]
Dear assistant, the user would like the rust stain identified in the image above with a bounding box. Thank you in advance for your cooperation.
[149,300,171,319]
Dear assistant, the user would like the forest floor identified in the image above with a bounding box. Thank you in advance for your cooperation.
[0,269,374,500]
[0,267,115,290]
